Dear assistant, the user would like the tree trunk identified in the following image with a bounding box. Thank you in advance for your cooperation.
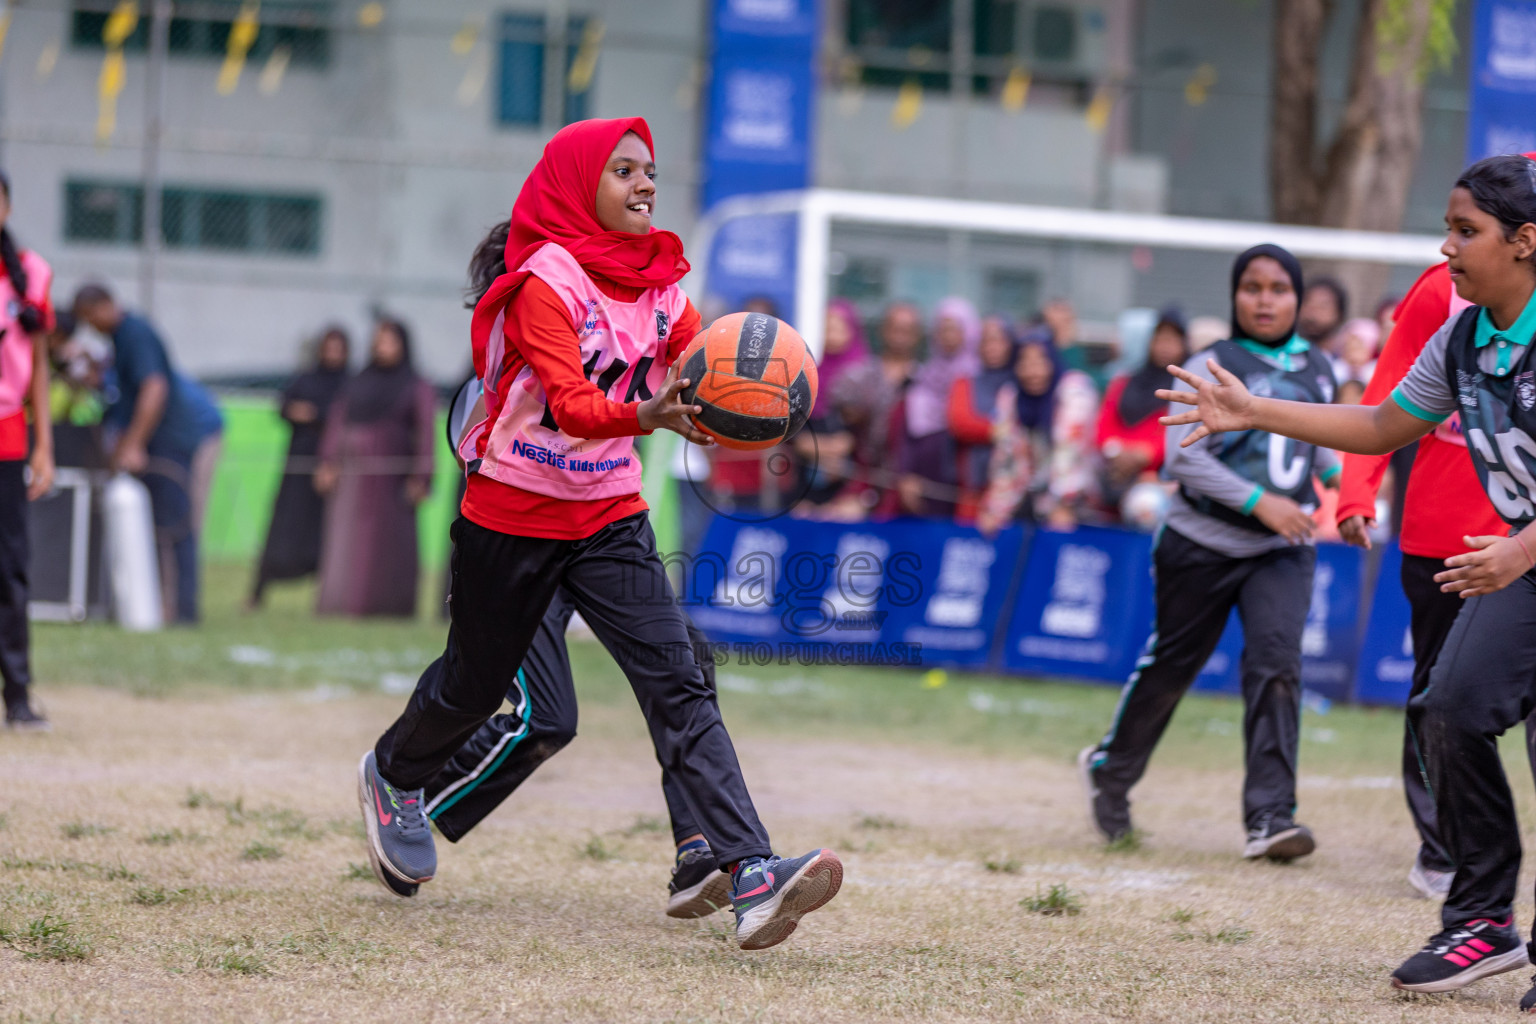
[1269,0,1333,225]
[1269,0,1439,313]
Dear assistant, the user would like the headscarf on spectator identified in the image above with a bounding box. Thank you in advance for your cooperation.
[1118,309,1188,427]
[344,320,418,424]
[1011,327,1064,432]
[971,315,1019,418]
[906,296,981,438]
[815,299,871,416]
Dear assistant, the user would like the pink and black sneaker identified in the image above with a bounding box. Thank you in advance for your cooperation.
[1390,917,1528,993]
[730,849,843,950]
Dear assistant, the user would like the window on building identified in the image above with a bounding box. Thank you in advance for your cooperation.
[64,180,322,256]
[497,13,593,129]
[70,1,331,69]
[844,0,1104,97]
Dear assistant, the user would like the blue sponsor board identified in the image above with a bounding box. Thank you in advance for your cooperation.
[1468,0,1536,162]
[1300,543,1365,702]
[1354,543,1416,707]
[700,0,819,314]
[688,516,1373,697]
[875,519,1028,669]
[687,515,1022,668]
[1000,525,1157,683]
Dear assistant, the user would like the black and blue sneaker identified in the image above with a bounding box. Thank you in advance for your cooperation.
[667,846,732,919]
[356,750,436,892]
[731,848,843,950]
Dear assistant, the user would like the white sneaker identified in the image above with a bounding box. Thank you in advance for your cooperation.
[1407,854,1454,900]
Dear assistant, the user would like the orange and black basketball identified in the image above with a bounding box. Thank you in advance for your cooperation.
[676,312,819,451]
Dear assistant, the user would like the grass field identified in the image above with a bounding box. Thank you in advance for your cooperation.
[6,567,1536,1022]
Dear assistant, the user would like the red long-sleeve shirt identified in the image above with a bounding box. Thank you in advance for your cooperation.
[1094,376,1167,474]
[1336,264,1503,558]
[462,275,701,539]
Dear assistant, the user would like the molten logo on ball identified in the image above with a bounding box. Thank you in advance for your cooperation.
[677,312,819,451]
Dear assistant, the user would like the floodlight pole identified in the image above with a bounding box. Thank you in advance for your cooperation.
[138,0,171,317]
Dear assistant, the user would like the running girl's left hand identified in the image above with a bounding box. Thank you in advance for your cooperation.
[1158,359,1258,447]
[25,448,54,501]
[1436,534,1535,598]
[638,361,715,446]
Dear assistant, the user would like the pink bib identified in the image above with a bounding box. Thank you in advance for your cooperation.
[463,242,687,500]
[0,250,50,419]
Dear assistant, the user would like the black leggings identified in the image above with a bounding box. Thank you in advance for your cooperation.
[375,513,771,864]
[424,585,711,845]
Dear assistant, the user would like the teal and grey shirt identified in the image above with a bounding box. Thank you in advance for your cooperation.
[1163,336,1341,559]
[1393,289,1536,532]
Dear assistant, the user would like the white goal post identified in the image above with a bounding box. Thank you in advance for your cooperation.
[683,187,1448,359]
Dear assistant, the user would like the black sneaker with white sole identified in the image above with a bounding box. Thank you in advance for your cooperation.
[1519,970,1536,1012]
[1242,813,1315,861]
[5,702,50,732]
[666,847,732,919]
[356,750,436,890]
[1078,746,1132,842]
[731,848,843,950]
[1391,917,1528,993]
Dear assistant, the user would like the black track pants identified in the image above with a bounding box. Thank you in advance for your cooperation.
[425,586,713,845]
[1090,527,1315,831]
[376,513,769,864]
[1410,571,1536,931]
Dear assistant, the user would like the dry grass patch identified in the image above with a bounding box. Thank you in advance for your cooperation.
[3,681,1536,1022]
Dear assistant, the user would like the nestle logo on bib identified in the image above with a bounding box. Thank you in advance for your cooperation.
[655,308,670,341]
[1518,371,1536,411]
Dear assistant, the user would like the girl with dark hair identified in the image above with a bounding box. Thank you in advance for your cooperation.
[1079,243,1339,863]
[352,118,840,951]
[248,327,350,607]
[0,171,55,730]
[1160,155,1536,1001]
[314,319,435,617]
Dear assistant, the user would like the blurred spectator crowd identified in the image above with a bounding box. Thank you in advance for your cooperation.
[46,286,436,623]
[676,279,1401,545]
[42,275,1399,625]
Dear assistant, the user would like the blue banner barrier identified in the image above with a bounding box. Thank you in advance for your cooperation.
[873,519,1028,669]
[999,525,1156,683]
[1354,543,1416,707]
[685,515,1376,699]
[684,515,1026,669]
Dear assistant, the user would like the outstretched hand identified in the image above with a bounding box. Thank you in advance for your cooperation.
[1157,359,1258,447]
[638,360,715,446]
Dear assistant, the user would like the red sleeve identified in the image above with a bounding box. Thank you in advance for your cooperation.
[666,299,702,365]
[1337,265,1450,524]
[505,277,642,439]
[948,378,993,444]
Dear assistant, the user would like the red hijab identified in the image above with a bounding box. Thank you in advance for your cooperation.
[470,117,690,387]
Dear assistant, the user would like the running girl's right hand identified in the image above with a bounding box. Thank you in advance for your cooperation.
[1158,359,1257,447]
[1338,514,1375,550]
[1252,493,1315,545]
[638,361,715,446]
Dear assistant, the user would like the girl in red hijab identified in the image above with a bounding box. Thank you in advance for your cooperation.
[354,118,842,951]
